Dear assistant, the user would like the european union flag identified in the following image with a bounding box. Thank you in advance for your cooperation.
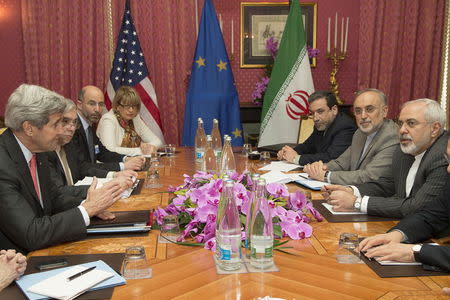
[182,0,243,146]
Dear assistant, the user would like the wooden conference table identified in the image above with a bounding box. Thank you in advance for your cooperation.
[30,148,450,299]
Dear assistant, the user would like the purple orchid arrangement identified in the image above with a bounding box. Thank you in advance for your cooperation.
[251,37,320,105]
[154,171,323,252]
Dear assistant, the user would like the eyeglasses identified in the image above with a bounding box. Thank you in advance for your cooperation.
[61,118,79,129]
[396,120,431,129]
[354,105,379,115]
[444,153,450,164]
[119,103,139,110]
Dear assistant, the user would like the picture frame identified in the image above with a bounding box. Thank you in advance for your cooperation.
[240,2,317,68]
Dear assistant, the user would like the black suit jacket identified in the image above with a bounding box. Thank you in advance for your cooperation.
[70,116,123,170]
[44,142,110,198]
[0,129,86,254]
[391,175,450,272]
[294,112,356,165]
[357,132,448,218]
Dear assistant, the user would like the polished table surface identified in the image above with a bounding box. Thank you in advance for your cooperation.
[30,148,450,299]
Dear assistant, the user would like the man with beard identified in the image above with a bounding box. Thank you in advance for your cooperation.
[45,101,136,198]
[304,89,398,185]
[277,91,356,165]
[72,85,144,172]
[324,99,447,218]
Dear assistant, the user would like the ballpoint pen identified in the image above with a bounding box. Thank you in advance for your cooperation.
[67,266,96,281]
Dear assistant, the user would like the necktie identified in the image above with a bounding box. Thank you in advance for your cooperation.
[86,126,95,162]
[58,148,74,185]
[29,154,41,199]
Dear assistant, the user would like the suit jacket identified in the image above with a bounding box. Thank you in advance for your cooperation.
[326,119,399,185]
[294,112,357,165]
[0,129,86,254]
[70,115,123,170]
[44,142,110,198]
[391,175,450,272]
[357,132,448,218]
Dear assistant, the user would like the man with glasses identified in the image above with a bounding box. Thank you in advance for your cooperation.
[324,99,447,218]
[304,89,398,185]
[277,91,356,165]
[72,85,145,172]
[44,102,136,198]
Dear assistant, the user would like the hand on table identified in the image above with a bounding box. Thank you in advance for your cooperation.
[95,210,116,220]
[357,231,404,252]
[140,143,156,155]
[0,250,27,291]
[277,146,297,163]
[124,156,145,171]
[304,161,328,181]
[326,189,357,211]
[82,177,125,217]
[363,242,415,263]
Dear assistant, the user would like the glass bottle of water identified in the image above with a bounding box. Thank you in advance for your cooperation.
[220,135,236,175]
[250,178,274,269]
[211,119,222,160]
[203,135,217,173]
[244,173,260,258]
[215,178,230,262]
[216,180,242,271]
[194,118,206,162]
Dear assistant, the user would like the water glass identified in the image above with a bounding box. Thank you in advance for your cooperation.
[336,233,361,264]
[120,246,152,279]
[146,165,162,188]
[165,144,176,157]
[242,143,252,157]
[160,215,180,243]
[260,151,271,165]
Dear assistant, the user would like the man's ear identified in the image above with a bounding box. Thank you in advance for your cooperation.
[430,121,441,138]
[22,121,33,136]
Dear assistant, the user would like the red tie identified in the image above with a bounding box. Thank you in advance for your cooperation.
[29,154,40,199]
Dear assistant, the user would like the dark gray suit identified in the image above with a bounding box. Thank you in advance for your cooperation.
[326,119,399,185]
[357,132,448,218]
[0,129,87,254]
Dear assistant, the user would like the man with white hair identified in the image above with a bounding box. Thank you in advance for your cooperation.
[0,84,126,254]
[324,98,447,218]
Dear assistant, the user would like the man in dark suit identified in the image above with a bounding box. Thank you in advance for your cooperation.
[277,91,356,165]
[325,99,447,218]
[45,102,137,198]
[72,85,144,171]
[0,84,125,254]
[304,89,399,185]
[358,133,450,274]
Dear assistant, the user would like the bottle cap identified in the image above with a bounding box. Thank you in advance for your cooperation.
[206,135,212,141]
[213,118,218,123]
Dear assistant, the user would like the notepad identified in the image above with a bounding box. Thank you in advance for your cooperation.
[321,202,366,215]
[292,173,329,191]
[16,260,125,300]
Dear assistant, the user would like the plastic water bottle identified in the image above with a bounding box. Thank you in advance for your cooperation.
[220,135,236,174]
[244,173,260,258]
[216,180,242,271]
[211,119,222,160]
[203,135,218,173]
[250,178,274,269]
[194,118,206,162]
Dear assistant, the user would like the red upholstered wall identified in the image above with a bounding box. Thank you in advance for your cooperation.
[0,0,26,115]
[0,0,360,116]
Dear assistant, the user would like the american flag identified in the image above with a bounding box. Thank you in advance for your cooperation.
[105,0,164,143]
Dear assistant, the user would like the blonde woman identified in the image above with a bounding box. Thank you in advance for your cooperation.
[97,86,163,156]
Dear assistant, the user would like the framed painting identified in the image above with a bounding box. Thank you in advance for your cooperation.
[240,2,317,68]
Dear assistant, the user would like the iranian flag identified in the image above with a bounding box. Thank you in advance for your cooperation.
[258,0,314,147]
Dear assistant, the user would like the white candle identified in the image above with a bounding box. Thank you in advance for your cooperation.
[344,17,349,53]
[195,0,198,37]
[340,17,344,52]
[231,18,234,54]
[334,13,337,49]
[327,18,330,53]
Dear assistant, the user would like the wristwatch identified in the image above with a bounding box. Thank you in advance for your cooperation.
[412,244,422,262]
[324,171,330,181]
[353,197,362,211]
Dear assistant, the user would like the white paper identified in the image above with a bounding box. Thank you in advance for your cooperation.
[27,266,113,300]
[259,161,300,172]
[260,171,292,184]
[74,177,135,198]
[321,202,366,215]
[377,260,422,266]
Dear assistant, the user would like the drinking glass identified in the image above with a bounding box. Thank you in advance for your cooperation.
[120,246,152,279]
[260,151,271,165]
[336,233,361,263]
[160,215,180,243]
[145,160,162,188]
[242,143,252,157]
[165,144,176,157]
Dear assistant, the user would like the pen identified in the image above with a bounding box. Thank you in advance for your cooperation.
[67,266,96,281]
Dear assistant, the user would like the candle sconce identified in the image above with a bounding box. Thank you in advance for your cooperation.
[326,49,346,105]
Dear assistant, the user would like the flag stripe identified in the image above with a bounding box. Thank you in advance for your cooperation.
[134,81,162,128]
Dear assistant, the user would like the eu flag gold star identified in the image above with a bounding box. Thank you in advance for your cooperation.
[195,56,206,68]
[232,128,242,138]
[216,60,228,71]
